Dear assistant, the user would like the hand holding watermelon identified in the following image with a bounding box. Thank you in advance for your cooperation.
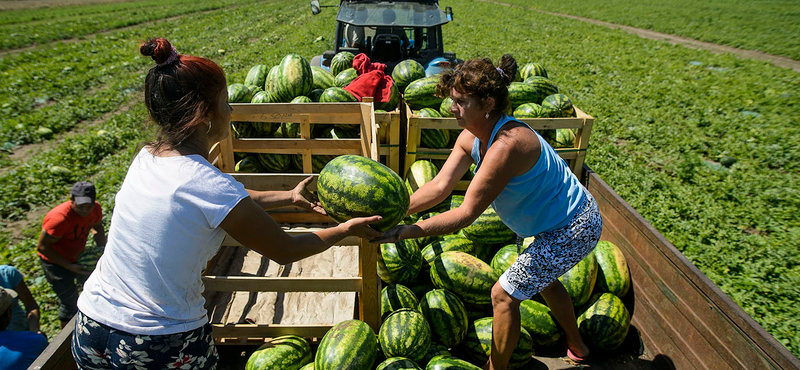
[341,215,384,239]
[290,176,326,215]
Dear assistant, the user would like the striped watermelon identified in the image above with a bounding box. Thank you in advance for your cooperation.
[507,82,540,110]
[522,76,558,104]
[251,90,281,104]
[577,293,631,350]
[405,159,438,194]
[490,244,518,276]
[309,88,325,102]
[551,128,576,148]
[245,335,313,370]
[331,51,355,77]
[235,156,265,173]
[228,83,252,103]
[319,87,358,102]
[232,121,277,138]
[426,356,481,370]
[299,363,313,370]
[470,241,496,264]
[335,68,358,87]
[275,122,300,138]
[420,344,451,369]
[275,54,313,101]
[512,103,549,118]
[407,261,436,299]
[519,62,547,80]
[246,84,263,97]
[378,308,431,363]
[431,195,464,213]
[315,319,377,370]
[557,251,598,307]
[593,241,631,297]
[404,76,444,110]
[460,205,516,245]
[463,317,534,369]
[416,108,450,149]
[245,64,269,88]
[429,251,498,306]
[257,153,292,172]
[291,95,313,103]
[519,300,562,346]
[421,234,475,265]
[311,65,336,90]
[541,93,574,117]
[292,154,336,173]
[439,96,454,117]
[381,284,419,320]
[418,289,469,347]
[264,64,280,94]
[392,59,426,93]
[377,239,422,284]
[413,211,442,248]
[375,357,421,370]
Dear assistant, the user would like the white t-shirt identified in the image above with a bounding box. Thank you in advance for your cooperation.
[78,148,249,335]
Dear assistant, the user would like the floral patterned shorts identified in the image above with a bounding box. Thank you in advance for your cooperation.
[498,190,603,300]
[71,311,218,370]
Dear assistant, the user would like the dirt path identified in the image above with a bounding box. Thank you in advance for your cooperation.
[484,0,800,73]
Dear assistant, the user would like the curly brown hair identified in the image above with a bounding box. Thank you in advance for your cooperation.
[435,54,517,116]
[139,37,226,152]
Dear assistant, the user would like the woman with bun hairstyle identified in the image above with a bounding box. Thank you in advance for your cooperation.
[72,38,382,369]
[373,55,601,368]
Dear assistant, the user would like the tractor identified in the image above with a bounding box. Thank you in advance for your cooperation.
[310,0,461,76]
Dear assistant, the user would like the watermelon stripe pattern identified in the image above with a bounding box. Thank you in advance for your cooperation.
[331,51,355,77]
[381,284,419,320]
[426,356,482,370]
[522,76,558,104]
[315,320,377,370]
[392,59,426,93]
[519,300,562,346]
[376,357,422,370]
[275,54,313,102]
[245,335,313,370]
[577,293,631,350]
[463,317,533,369]
[429,251,498,306]
[311,65,336,90]
[245,64,269,88]
[317,155,409,231]
[460,205,516,245]
[418,289,469,347]
[593,241,631,297]
[378,240,423,284]
[378,308,431,363]
[404,76,444,110]
[557,252,598,307]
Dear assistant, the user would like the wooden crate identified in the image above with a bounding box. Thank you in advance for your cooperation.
[205,102,381,340]
[405,106,594,190]
[373,98,404,175]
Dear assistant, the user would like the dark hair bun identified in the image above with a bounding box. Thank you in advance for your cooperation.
[498,54,517,86]
[140,38,174,65]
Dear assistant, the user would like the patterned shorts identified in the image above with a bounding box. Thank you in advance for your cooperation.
[71,311,218,370]
[498,190,603,300]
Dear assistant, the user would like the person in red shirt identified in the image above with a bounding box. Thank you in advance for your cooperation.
[37,181,106,328]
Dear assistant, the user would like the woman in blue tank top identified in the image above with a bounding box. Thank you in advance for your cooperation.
[373,55,602,368]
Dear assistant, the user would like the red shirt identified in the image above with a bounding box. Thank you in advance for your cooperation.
[39,201,103,263]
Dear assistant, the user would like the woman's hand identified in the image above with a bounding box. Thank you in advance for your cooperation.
[369,224,418,244]
[67,263,91,276]
[291,176,326,215]
[342,215,384,240]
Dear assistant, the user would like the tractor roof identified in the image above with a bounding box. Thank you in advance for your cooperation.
[337,0,449,27]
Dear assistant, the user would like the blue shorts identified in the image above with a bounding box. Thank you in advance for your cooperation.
[71,311,218,370]
[498,191,603,300]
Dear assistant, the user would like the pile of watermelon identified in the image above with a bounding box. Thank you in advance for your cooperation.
[397,60,578,150]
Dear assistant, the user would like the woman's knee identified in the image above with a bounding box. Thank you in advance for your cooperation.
[491,282,517,309]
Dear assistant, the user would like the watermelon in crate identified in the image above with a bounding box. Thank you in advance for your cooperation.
[430,251,498,306]
[392,59,426,93]
[331,51,355,76]
[235,155,266,173]
[246,84,263,97]
[519,300,562,346]
[558,251,598,307]
[311,65,335,90]
[379,308,431,363]
[319,87,358,103]
[418,289,469,347]
[577,293,631,350]
[245,335,313,370]
[542,93,575,117]
[513,102,550,119]
[520,62,548,80]
[460,205,515,245]
[420,344,451,369]
[416,108,450,149]
[507,82,540,110]
[375,357,421,370]
[251,90,281,104]
[593,240,631,297]
[381,284,419,320]
[404,76,444,110]
[421,234,475,265]
[490,244,518,276]
[335,68,358,87]
[257,153,292,172]
[315,319,377,370]
[405,159,438,194]
[426,356,481,370]
[274,54,313,101]
[228,83,252,103]
[377,239,422,284]
[522,76,558,104]
[463,317,533,369]
[244,64,269,88]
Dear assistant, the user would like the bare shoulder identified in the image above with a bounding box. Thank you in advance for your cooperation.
[493,122,539,154]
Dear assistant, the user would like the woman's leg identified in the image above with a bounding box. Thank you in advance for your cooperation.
[540,279,590,358]
[484,282,522,370]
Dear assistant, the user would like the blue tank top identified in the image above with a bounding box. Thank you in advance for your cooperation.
[471,115,586,237]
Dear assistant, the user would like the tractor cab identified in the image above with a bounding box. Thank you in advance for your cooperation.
[311,0,460,76]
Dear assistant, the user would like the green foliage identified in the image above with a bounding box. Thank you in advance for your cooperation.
[499,0,800,60]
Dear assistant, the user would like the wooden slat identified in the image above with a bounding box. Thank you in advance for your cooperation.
[211,324,332,339]
[202,276,362,292]
[231,173,318,191]
[29,315,77,370]
[358,238,380,333]
[588,170,800,370]
[232,138,362,153]
[230,102,366,123]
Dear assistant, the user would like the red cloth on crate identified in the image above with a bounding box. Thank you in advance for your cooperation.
[344,53,394,106]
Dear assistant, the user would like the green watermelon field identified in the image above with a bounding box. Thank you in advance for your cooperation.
[0,0,797,358]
